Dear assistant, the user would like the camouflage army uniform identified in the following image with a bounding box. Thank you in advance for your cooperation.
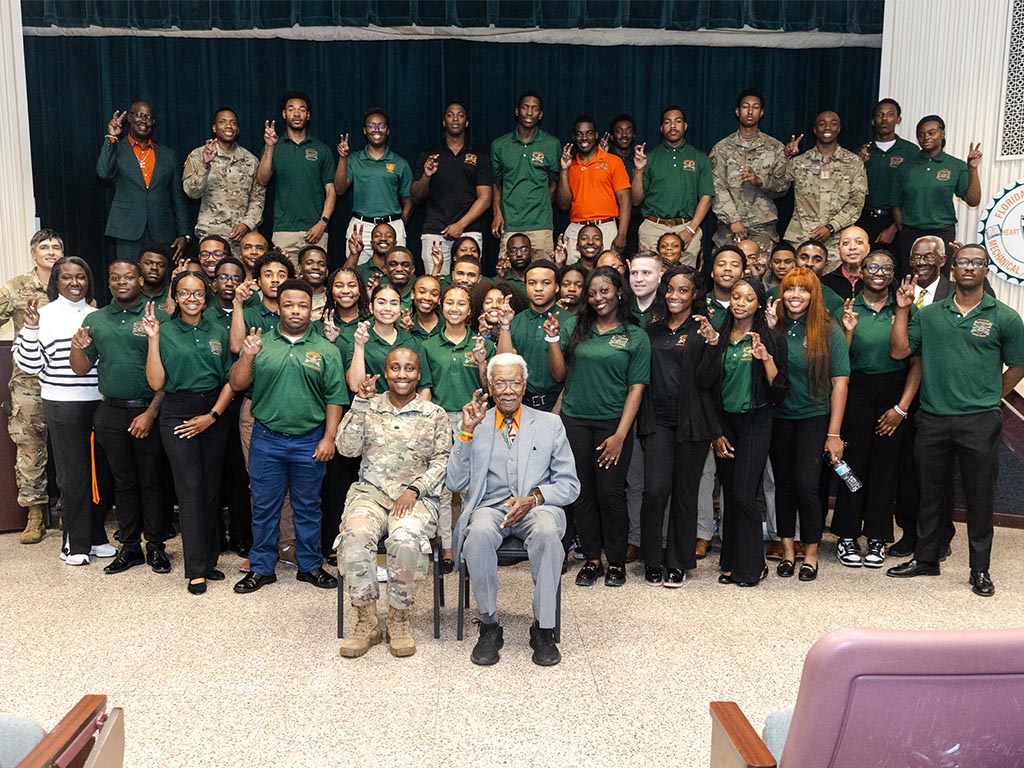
[0,269,49,507]
[335,393,453,609]
[182,143,266,239]
[710,130,790,251]
[775,146,868,272]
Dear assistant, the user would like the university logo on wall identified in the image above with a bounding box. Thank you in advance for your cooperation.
[980,179,1024,284]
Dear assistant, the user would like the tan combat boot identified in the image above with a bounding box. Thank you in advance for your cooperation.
[19,505,46,545]
[386,606,416,657]
[338,601,382,658]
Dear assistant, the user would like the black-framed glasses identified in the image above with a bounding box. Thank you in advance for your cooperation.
[364,122,388,131]
[177,289,206,300]
[199,249,227,260]
[216,274,243,284]
[863,263,894,275]
[953,257,987,269]
[128,111,154,122]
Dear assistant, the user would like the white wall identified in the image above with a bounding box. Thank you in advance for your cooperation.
[880,0,1024,311]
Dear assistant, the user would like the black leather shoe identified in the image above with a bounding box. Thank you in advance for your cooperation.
[970,570,995,597]
[886,559,940,578]
[529,622,561,666]
[888,535,916,558]
[575,561,603,587]
[296,567,338,589]
[604,562,626,587]
[187,579,207,595]
[103,549,145,575]
[938,544,952,562]
[232,543,251,558]
[146,544,171,574]
[206,569,225,581]
[644,566,663,586]
[470,620,504,666]
[776,559,795,578]
[663,568,685,588]
[798,562,818,582]
[234,571,277,593]
[736,564,769,588]
[718,572,733,584]
[441,558,455,575]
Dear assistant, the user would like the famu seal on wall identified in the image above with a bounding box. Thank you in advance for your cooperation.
[981,180,1024,284]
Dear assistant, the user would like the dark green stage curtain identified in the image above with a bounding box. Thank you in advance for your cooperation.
[21,0,885,34]
[24,36,880,296]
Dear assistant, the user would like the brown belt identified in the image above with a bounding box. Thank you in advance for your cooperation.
[645,215,692,226]
[578,217,615,226]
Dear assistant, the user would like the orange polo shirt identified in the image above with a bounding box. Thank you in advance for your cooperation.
[567,148,631,222]
[129,135,155,188]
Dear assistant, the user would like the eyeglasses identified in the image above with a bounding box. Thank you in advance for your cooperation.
[491,380,524,391]
[199,249,227,260]
[909,254,940,264]
[128,112,154,123]
[216,274,243,284]
[863,263,894,275]
[364,122,388,131]
[176,289,206,300]
[953,257,987,269]
[507,246,530,254]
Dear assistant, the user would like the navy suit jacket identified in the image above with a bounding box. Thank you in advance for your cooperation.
[96,138,190,242]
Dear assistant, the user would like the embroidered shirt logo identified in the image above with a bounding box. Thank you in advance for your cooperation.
[386,163,396,174]
[462,350,477,367]
[464,153,478,166]
[132,321,146,337]
[608,334,629,349]
[682,159,696,171]
[209,340,222,356]
[675,334,689,347]
[890,155,904,168]
[971,319,993,338]
[937,168,951,181]
[305,149,319,162]
[531,151,545,165]
[302,351,323,370]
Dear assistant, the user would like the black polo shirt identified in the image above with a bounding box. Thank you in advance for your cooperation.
[413,142,494,235]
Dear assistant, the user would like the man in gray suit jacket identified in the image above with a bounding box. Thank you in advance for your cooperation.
[448,353,580,667]
[97,101,191,261]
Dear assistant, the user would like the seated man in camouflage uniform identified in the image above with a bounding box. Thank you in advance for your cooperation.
[335,347,453,658]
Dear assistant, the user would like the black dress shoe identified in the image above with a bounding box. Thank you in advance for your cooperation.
[798,562,818,582]
[206,569,225,581]
[529,622,561,666]
[103,549,145,575]
[146,545,171,574]
[888,535,916,558]
[718,572,733,584]
[296,567,338,589]
[938,544,952,562]
[644,566,664,586]
[187,579,207,595]
[604,562,626,587]
[470,620,504,666]
[232,543,251,558]
[735,564,769,588]
[776,559,795,578]
[970,570,995,597]
[663,568,685,588]
[234,571,277,594]
[575,561,603,587]
[441,558,455,575]
[886,559,940,578]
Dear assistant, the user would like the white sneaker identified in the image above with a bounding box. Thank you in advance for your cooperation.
[90,543,117,558]
[836,538,862,567]
[59,550,68,562]
[65,554,90,566]
[376,565,388,583]
[863,539,887,568]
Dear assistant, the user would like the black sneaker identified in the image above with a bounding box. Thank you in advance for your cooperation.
[604,562,626,587]
[663,568,686,588]
[470,620,504,666]
[529,622,561,666]
[644,566,663,586]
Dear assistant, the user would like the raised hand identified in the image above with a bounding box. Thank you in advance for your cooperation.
[106,110,127,137]
[694,314,718,343]
[840,298,859,333]
[460,388,489,432]
[542,311,561,339]
[72,326,93,350]
[598,132,610,153]
[202,138,217,165]
[233,279,256,305]
[346,223,364,262]
[633,142,647,170]
[784,133,804,158]
[423,153,440,177]
[895,275,918,310]
[749,331,771,361]
[553,234,568,268]
[495,253,510,278]
[356,373,380,400]
[242,327,262,356]
[495,295,515,328]
[765,297,779,329]
[477,314,492,337]
[170,258,189,279]
[354,320,370,347]
[264,120,278,147]
[337,133,350,158]
[560,143,573,171]
[399,308,414,332]
[322,313,339,342]
[967,142,983,168]
[365,273,381,293]
[140,301,161,338]
[431,240,444,273]
[23,299,39,328]
[857,142,871,163]
[472,334,488,366]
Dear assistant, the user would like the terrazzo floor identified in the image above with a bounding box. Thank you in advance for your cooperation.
[2,523,1023,768]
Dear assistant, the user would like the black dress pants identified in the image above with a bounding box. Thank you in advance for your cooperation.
[218,397,251,549]
[770,415,828,544]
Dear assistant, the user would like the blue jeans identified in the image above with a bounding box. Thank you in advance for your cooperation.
[249,422,327,575]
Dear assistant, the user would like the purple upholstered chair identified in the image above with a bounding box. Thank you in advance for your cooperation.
[710,627,1024,768]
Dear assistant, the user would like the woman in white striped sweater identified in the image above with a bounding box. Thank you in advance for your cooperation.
[13,256,112,566]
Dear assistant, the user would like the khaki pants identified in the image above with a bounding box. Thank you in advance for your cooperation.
[500,229,553,261]
[239,398,295,551]
[564,220,619,264]
[638,218,701,267]
[272,231,330,264]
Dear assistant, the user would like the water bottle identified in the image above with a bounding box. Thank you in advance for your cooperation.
[833,459,863,493]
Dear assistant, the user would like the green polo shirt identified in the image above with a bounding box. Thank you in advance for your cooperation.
[158,317,231,393]
[141,283,170,306]
[509,304,576,397]
[862,136,918,209]
[347,147,412,217]
[775,317,849,420]
[892,151,969,229]
[708,297,730,331]
[242,302,280,335]
[767,284,845,318]
[83,299,169,399]
[631,299,656,329]
[339,328,433,393]
[421,330,495,412]
[640,141,715,220]
[270,135,336,232]
[409,314,444,342]
[848,294,909,375]
[331,315,363,373]
[250,326,348,435]
[722,333,755,414]
[491,128,561,231]
[561,323,651,420]
[204,304,233,335]
[504,274,526,296]
[908,293,1024,415]
[355,260,387,288]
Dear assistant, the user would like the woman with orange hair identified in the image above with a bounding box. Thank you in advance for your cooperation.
[767,267,849,581]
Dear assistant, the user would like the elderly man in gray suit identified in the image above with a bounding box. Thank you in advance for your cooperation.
[448,352,580,667]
